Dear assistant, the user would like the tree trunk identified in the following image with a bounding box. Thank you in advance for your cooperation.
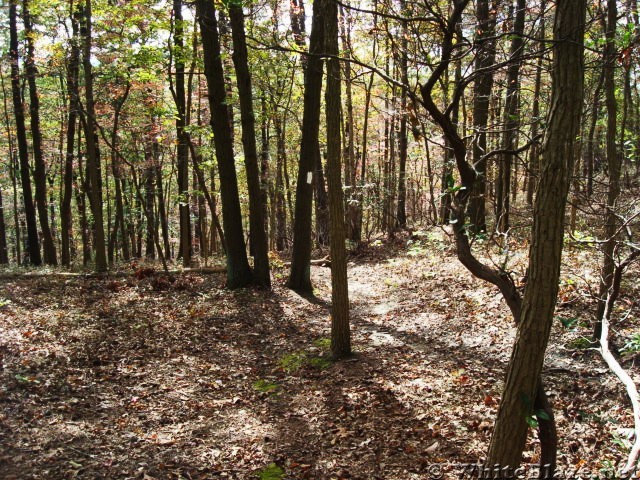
[486,0,586,469]
[288,0,325,293]
[595,0,621,340]
[260,95,271,248]
[144,158,155,259]
[467,0,497,233]
[526,1,546,205]
[173,0,192,267]
[80,0,107,272]
[229,4,271,288]
[1,62,21,263]
[23,0,57,265]
[197,0,253,288]
[496,0,526,233]
[0,188,8,264]
[61,4,81,267]
[395,0,409,229]
[325,0,351,358]
[9,0,41,266]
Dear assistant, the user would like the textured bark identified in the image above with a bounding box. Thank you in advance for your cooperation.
[486,0,585,469]
[80,0,107,272]
[395,0,409,229]
[9,0,41,266]
[324,0,351,358]
[197,0,253,288]
[23,0,57,265]
[496,0,526,233]
[61,5,81,267]
[229,4,271,288]
[288,0,325,293]
[467,0,497,233]
[526,1,546,205]
[595,0,621,340]
[420,0,558,470]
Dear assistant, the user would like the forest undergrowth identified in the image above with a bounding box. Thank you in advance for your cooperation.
[0,228,638,479]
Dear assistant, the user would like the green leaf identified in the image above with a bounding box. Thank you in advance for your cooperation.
[535,409,551,421]
[258,463,285,480]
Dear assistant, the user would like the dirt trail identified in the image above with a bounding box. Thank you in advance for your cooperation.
[0,241,632,479]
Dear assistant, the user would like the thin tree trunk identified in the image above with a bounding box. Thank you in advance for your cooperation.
[395,0,409,229]
[325,0,351,358]
[526,1,546,205]
[496,0,526,233]
[9,0,41,266]
[467,0,497,233]
[80,0,107,271]
[0,63,20,263]
[61,4,81,267]
[0,188,8,264]
[595,0,622,340]
[23,0,57,265]
[173,0,192,267]
[273,117,288,251]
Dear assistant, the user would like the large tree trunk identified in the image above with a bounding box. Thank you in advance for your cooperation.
[229,4,271,288]
[324,0,351,358]
[288,0,325,294]
[197,0,253,288]
[23,0,57,265]
[80,0,107,272]
[9,0,41,266]
[486,0,586,469]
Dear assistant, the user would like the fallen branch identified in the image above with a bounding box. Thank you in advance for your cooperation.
[283,257,331,267]
[598,250,640,476]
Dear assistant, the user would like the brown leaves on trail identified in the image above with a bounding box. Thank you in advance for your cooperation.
[0,240,635,478]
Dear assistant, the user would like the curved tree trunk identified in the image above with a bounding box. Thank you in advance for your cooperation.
[486,0,586,468]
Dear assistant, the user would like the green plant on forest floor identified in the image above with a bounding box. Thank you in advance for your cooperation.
[253,379,279,394]
[279,339,333,373]
[257,463,284,480]
[622,333,640,355]
[567,336,593,350]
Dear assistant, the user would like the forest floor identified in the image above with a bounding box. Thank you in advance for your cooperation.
[1,228,639,479]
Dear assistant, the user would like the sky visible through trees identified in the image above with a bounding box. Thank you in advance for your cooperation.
[0,0,640,477]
